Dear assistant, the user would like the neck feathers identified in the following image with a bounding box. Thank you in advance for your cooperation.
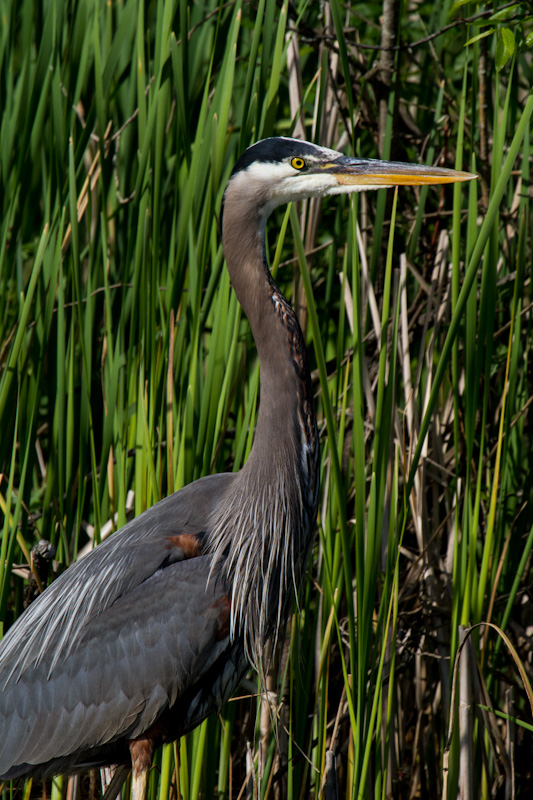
[209,179,320,666]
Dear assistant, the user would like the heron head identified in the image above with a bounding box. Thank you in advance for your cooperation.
[226,136,475,218]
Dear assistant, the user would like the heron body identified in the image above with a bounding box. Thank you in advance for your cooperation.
[0,138,473,792]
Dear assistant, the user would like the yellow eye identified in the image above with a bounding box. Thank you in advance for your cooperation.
[291,157,306,170]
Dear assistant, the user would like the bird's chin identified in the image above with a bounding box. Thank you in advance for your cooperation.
[328,181,388,195]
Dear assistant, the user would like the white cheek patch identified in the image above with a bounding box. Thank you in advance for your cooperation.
[240,161,295,185]
[279,173,339,199]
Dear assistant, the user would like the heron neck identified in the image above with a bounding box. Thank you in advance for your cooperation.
[215,192,319,663]
[222,201,318,487]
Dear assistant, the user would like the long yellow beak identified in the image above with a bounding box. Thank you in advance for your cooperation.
[317,156,475,187]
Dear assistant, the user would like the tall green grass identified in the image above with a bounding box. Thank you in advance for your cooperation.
[1,1,532,798]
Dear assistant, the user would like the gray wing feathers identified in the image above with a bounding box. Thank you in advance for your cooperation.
[0,556,229,776]
[0,473,235,681]
[0,473,237,778]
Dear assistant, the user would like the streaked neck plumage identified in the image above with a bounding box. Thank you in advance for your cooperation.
[208,171,319,666]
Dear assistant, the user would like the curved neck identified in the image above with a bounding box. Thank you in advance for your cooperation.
[222,191,318,487]
[215,180,320,663]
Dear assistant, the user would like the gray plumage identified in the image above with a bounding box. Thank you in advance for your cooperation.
[0,475,242,779]
[0,137,473,789]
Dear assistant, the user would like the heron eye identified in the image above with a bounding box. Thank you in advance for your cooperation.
[291,157,306,170]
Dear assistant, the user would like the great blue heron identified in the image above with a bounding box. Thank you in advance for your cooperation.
[0,137,473,798]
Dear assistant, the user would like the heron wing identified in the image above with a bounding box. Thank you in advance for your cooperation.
[0,472,241,778]
[0,472,236,681]
[0,555,239,778]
